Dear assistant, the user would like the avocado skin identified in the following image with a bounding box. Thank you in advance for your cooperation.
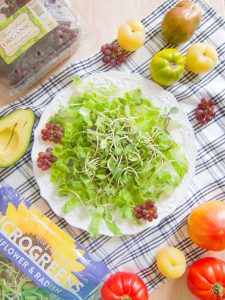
[0,109,35,168]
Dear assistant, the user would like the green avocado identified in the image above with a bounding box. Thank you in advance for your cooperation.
[0,109,35,168]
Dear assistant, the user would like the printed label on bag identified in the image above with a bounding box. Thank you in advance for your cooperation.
[0,0,58,64]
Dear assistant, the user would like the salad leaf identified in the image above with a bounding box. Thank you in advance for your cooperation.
[50,78,188,236]
[105,213,122,236]
[88,207,104,237]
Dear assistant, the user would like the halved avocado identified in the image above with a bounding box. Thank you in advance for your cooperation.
[0,109,35,168]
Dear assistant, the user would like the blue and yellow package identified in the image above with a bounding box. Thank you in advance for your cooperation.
[0,185,108,299]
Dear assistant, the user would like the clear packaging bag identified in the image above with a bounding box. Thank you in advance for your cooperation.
[0,0,82,94]
[0,185,108,300]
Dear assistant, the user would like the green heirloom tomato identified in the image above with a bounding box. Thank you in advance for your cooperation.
[150,49,185,87]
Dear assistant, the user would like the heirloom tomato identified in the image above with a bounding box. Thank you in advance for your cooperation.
[188,201,225,251]
[187,257,225,300]
[101,272,148,300]
[150,49,185,86]
[161,0,202,44]
[156,247,186,279]
[186,43,218,74]
[118,20,146,52]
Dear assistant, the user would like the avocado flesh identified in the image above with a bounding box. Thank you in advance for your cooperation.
[0,109,35,168]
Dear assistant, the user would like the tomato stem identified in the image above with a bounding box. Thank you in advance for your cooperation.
[122,296,131,300]
[212,282,224,296]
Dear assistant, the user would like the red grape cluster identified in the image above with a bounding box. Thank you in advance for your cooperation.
[41,123,64,143]
[134,200,158,222]
[196,98,216,125]
[37,148,57,171]
[101,43,127,66]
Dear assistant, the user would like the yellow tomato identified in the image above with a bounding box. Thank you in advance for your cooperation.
[118,20,146,52]
[156,247,186,279]
[186,43,218,74]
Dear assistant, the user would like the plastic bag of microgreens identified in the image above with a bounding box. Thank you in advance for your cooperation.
[0,185,108,300]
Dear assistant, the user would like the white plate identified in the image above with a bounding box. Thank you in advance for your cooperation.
[32,71,197,236]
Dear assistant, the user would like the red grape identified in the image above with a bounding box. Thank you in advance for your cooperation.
[41,122,64,143]
[134,200,158,223]
[102,56,111,63]
[103,49,112,56]
[146,200,154,209]
[109,59,116,66]
[37,148,57,171]
[101,44,110,52]
[101,43,127,67]
[196,98,216,125]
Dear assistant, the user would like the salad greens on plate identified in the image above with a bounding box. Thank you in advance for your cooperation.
[45,76,188,236]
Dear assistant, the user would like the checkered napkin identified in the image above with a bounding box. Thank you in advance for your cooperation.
[1,0,225,295]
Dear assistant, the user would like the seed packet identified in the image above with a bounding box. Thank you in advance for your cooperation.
[0,185,108,300]
[0,0,83,95]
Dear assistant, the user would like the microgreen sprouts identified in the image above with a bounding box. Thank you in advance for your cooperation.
[50,80,188,236]
[0,253,50,300]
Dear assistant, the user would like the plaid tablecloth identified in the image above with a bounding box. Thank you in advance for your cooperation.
[0,0,225,295]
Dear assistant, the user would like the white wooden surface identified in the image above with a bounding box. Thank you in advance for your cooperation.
[0,1,225,299]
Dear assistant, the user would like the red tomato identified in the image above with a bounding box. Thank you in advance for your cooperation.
[187,201,225,251]
[101,272,149,300]
[187,257,225,300]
